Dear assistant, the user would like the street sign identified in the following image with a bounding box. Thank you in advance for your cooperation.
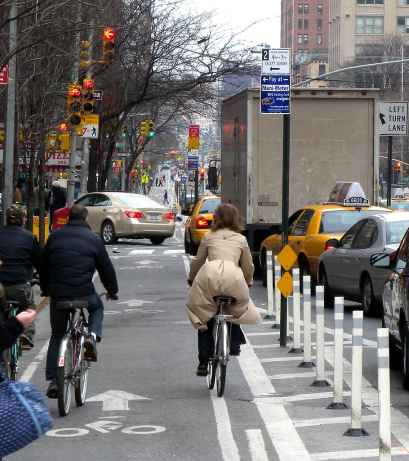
[187,154,199,170]
[260,48,291,115]
[277,271,293,298]
[92,90,103,100]
[378,102,408,136]
[188,125,200,150]
[277,245,297,272]
[81,114,99,139]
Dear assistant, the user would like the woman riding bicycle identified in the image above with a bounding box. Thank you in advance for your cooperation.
[187,203,261,376]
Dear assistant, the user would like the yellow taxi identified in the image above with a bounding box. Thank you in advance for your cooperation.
[260,183,391,284]
[184,195,221,255]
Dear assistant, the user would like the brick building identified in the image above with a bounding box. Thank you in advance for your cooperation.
[281,0,330,84]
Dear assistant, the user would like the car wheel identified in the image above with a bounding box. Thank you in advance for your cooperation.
[184,234,191,254]
[150,237,165,245]
[321,268,334,309]
[189,235,198,256]
[403,330,409,390]
[361,276,376,317]
[101,221,117,245]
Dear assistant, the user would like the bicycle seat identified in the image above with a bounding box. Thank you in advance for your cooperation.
[55,300,89,311]
[213,296,236,306]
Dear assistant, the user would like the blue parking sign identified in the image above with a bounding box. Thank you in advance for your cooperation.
[260,74,290,114]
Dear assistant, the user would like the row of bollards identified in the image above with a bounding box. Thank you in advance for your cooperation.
[266,250,392,460]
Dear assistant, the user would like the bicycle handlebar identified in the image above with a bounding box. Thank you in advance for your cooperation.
[99,292,119,301]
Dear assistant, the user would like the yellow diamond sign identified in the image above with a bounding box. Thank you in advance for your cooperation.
[277,245,298,271]
[277,271,293,298]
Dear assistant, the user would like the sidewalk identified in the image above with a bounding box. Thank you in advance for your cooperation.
[243,290,409,461]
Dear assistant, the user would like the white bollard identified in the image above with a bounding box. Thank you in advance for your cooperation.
[265,251,274,319]
[377,328,391,461]
[312,286,330,387]
[344,310,369,437]
[299,276,314,368]
[272,257,281,329]
[289,269,302,353]
[327,297,348,409]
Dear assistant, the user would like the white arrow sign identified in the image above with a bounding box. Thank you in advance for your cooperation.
[87,390,151,411]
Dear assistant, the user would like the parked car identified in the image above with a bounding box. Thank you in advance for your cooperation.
[52,192,175,245]
[319,212,409,315]
[183,195,220,255]
[260,203,391,286]
[370,224,409,390]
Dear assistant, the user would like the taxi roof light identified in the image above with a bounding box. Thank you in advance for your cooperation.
[326,182,370,208]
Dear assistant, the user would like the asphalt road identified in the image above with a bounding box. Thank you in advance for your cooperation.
[8,222,409,460]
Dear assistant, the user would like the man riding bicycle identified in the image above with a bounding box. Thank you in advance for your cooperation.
[40,204,118,398]
[0,205,42,349]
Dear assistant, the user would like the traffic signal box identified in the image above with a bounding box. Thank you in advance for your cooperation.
[67,84,82,126]
[139,119,155,139]
[82,78,95,114]
[79,40,91,70]
[102,28,116,63]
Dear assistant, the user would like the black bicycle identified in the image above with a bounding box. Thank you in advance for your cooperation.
[2,301,23,381]
[55,299,91,416]
[207,296,236,397]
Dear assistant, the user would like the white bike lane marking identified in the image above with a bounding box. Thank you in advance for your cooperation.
[183,254,241,461]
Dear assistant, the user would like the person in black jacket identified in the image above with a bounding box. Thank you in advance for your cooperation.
[0,205,42,348]
[40,204,118,398]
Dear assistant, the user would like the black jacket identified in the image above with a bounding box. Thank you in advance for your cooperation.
[0,317,23,352]
[0,225,42,285]
[40,220,118,300]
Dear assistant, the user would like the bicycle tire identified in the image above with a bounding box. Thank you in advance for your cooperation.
[207,359,218,390]
[75,355,89,407]
[57,339,73,417]
[217,363,227,397]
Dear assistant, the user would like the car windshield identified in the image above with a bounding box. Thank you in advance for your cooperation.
[320,210,384,234]
[386,221,409,244]
[199,198,220,214]
[116,194,164,209]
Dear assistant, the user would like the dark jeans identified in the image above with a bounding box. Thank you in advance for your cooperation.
[45,293,103,381]
[198,318,246,363]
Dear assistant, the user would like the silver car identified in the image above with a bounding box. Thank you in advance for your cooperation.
[75,192,176,245]
[319,212,409,316]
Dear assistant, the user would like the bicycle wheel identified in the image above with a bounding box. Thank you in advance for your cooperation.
[207,359,218,390]
[4,341,20,381]
[75,351,89,407]
[216,323,228,397]
[57,338,73,417]
[216,363,227,397]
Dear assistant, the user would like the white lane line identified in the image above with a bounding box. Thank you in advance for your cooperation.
[246,332,279,337]
[182,253,240,461]
[238,343,312,460]
[294,414,378,428]
[324,345,409,452]
[254,391,351,404]
[269,372,319,380]
[211,396,241,461]
[20,340,49,382]
[163,249,184,255]
[253,344,281,349]
[311,447,408,460]
[129,249,155,255]
[246,429,269,461]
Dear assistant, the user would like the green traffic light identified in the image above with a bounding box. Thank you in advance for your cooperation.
[148,130,155,139]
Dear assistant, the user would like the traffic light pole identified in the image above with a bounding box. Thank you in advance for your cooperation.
[387,135,393,207]
[194,169,199,204]
[3,0,17,224]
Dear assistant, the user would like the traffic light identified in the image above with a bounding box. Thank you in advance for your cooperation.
[147,120,155,139]
[79,40,91,70]
[67,84,82,126]
[199,167,205,179]
[139,120,149,137]
[82,79,95,114]
[394,160,401,172]
[102,27,116,63]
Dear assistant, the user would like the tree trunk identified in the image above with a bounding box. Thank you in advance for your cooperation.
[98,137,115,191]
[87,139,98,192]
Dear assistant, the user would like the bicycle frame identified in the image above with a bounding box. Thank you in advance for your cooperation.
[3,303,22,380]
[212,304,232,366]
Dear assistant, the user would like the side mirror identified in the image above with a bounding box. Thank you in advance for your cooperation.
[370,252,391,268]
[325,238,340,250]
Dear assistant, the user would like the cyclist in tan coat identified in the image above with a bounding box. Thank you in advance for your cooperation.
[187,203,261,376]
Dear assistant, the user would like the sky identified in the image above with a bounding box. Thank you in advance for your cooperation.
[187,0,281,49]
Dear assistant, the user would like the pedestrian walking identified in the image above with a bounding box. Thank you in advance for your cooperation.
[163,190,169,205]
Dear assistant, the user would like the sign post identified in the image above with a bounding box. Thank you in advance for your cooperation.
[260,48,291,347]
[377,101,408,207]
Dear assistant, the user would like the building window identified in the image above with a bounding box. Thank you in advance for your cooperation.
[298,3,303,14]
[319,64,326,75]
[316,34,323,45]
[357,0,384,4]
[303,33,309,43]
[304,19,309,28]
[298,18,303,29]
[398,16,409,32]
[356,16,384,34]
[304,3,309,14]
[317,4,323,14]
[399,0,409,5]
[317,18,323,30]
[298,34,303,44]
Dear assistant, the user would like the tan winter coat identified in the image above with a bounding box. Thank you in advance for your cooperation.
[186,229,261,329]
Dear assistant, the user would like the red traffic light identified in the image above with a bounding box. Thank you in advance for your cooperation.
[103,27,116,42]
[199,167,205,176]
[58,122,69,132]
[83,79,94,90]
[68,86,81,98]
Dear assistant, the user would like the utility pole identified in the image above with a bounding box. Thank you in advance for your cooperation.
[67,6,82,205]
[3,0,17,224]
